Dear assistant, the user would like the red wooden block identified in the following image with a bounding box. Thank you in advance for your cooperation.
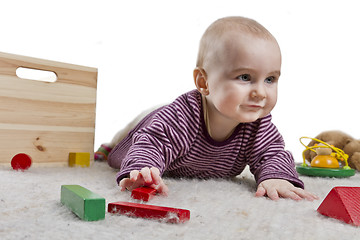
[108,201,190,223]
[131,187,157,201]
[317,186,360,226]
[11,153,32,171]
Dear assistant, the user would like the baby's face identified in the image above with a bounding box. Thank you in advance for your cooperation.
[205,32,281,124]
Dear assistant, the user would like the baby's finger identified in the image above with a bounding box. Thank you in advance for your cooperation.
[279,190,302,201]
[266,188,280,201]
[120,178,145,191]
[140,167,152,184]
[129,170,140,182]
[119,178,132,191]
[156,183,169,196]
[150,167,161,185]
[255,185,266,197]
[293,188,319,201]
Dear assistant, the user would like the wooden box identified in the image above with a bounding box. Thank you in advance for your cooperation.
[0,52,97,166]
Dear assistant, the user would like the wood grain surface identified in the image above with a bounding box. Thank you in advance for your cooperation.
[0,52,97,165]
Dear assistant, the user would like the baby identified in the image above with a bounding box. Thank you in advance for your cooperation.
[103,16,318,201]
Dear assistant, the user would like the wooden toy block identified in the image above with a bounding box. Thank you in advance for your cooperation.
[317,186,360,226]
[131,187,157,201]
[69,152,90,167]
[108,201,190,223]
[11,153,32,171]
[61,185,105,221]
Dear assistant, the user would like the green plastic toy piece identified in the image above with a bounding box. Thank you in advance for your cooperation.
[296,165,356,178]
[61,185,105,221]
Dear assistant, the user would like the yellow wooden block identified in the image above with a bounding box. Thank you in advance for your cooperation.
[69,152,90,167]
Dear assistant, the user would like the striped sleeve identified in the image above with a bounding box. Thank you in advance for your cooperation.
[246,116,304,188]
[115,121,174,181]
[112,91,201,184]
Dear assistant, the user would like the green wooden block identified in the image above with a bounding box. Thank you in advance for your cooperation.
[61,185,105,221]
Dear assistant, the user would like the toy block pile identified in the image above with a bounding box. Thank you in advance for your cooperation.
[60,185,190,223]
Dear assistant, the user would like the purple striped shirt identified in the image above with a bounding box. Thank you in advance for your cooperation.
[108,90,304,188]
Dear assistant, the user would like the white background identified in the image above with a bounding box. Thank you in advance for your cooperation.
[1,0,359,162]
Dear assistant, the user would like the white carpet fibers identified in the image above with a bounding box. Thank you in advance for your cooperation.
[0,162,359,240]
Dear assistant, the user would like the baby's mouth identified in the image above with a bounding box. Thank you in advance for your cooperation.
[241,104,263,110]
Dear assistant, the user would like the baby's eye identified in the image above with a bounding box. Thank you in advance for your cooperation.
[237,74,251,82]
[265,76,275,84]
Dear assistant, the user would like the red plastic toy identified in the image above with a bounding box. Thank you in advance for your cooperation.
[131,187,157,201]
[317,186,360,226]
[108,201,190,223]
[11,153,32,171]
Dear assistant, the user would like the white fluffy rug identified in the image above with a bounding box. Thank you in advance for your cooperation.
[1,161,359,240]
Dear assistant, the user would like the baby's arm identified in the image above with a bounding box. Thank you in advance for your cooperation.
[119,167,169,195]
[255,179,318,201]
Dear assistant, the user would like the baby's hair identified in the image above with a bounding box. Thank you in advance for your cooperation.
[196,16,276,69]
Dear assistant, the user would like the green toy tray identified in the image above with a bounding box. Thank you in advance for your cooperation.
[296,165,356,178]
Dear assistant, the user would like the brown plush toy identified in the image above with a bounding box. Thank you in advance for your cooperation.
[304,130,360,171]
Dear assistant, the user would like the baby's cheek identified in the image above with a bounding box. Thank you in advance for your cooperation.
[223,89,243,105]
[266,97,277,111]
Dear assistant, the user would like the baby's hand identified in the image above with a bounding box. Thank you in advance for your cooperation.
[119,167,169,196]
[255,179,318,201]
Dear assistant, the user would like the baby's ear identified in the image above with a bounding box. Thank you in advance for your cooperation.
[193,68,209,95]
